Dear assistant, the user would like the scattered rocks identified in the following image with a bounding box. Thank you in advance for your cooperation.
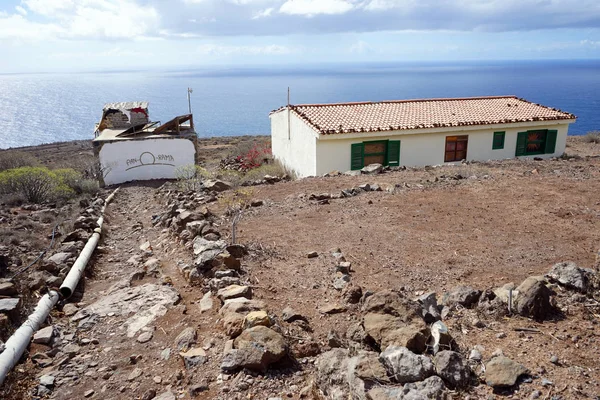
[204,179,231,192]
[180,347,208,369]
[485,356,529,388]
[127,367,143,381]
[141,389,157,400]
[515,277,552,320]
[222,326,287,372]
[244,310,271,328]
[546,261,593,292]
[319,303,346,314]
[362,290,429,353]
[281,306,307,323]
[307,251,318,259]
[0,298,20,312]
[63,343,81,358]
[217,285,252,301]
[434,350,471,389]
[175,327,197,352]
[199,292,214,313]
[33,326,55,345]
[379,345,434,383]
[137,330,153,343]
[0,281,17,296]
[39,374,55,387]
[361,163,383,174]
[441,286,481,308]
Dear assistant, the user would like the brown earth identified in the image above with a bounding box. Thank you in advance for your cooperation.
[0,135,599,399]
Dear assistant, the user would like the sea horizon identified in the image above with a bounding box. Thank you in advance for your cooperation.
[1,59,598,149]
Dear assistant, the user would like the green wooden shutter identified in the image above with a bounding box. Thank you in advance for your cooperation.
[351,143,364,170]
[386,140,401,166]
[516,132,528,156]
[493,132,505,150]
[545,130,558,154]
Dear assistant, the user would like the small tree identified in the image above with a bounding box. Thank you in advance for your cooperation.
[219,188,254,244]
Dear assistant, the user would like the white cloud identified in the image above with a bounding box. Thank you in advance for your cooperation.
[253,7,274,19]
[197,43,293,55]
[279,0,354,16]
[13,0,159,40]
[15,6,28,15]
[0,14,64,40]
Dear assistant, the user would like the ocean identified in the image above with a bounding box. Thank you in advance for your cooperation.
[0,60,599,149]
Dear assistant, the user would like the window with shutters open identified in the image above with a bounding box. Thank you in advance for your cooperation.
[351,140,400,170]
[515,129,558,156]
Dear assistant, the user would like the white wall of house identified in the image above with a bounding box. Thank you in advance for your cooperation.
[98,138,196,186]
[314,122,570,176]
[270,109,318,177]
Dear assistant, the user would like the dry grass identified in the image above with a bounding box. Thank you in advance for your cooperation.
[584,131,600,144]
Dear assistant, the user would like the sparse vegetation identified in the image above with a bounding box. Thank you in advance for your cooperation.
[0,166,98,204]
[584,130,600,144]
[243,161,286,182]
[219,187,254,243]
[0,151,39,172]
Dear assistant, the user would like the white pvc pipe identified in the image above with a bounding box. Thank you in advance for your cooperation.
[59,229,101,298]
[60,187,119,298]
[0,187,119,386]
[0,291,59,385]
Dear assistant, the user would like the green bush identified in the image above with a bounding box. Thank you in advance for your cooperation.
[0,166,97,203]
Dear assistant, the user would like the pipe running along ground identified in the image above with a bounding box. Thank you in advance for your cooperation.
[0,187,119,386]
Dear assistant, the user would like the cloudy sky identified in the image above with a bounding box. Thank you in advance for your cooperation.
[1,0,599,73]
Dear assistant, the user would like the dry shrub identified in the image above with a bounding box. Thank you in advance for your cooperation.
[0,151,39,171]
[584,131,600,144]
[243,161,286,182]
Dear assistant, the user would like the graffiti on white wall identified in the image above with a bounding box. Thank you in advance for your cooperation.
[99,138,195,186]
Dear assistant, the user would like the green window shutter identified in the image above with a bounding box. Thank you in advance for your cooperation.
[545,130,558,154]
[516,132,528,156]
[386,140,401,166]
[493,132,505,150]
[351,143,364,170]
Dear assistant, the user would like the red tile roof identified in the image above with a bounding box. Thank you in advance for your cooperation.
[271,96,576,135]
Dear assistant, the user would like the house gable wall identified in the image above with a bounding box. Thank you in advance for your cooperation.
[270,109,317,177]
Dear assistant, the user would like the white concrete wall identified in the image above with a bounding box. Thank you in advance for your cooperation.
[270,109,317,177]
[314,123,570,175]
[99,138,196,186]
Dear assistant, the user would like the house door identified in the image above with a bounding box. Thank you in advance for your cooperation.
[363,141,387,165]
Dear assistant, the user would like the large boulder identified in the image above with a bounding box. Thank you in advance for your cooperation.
[362,290,429,353]
[515,277,552,320]
[223,326,287,372]
[204,179,231,192]
[379,346,434,384]
[545,262,594,292]
[485,356,528,388]
[361,164,383,175]
[441,286,481,308]
[434,350,471,389]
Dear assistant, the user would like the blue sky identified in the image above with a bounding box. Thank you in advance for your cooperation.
[0,0,599,73]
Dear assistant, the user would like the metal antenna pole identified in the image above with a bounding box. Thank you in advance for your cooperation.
[187,87,193,114]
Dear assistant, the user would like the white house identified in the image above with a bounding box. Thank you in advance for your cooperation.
[93,102,197,186]
[270,96,577,178]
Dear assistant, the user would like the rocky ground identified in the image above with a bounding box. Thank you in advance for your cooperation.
[0,136,599,399]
